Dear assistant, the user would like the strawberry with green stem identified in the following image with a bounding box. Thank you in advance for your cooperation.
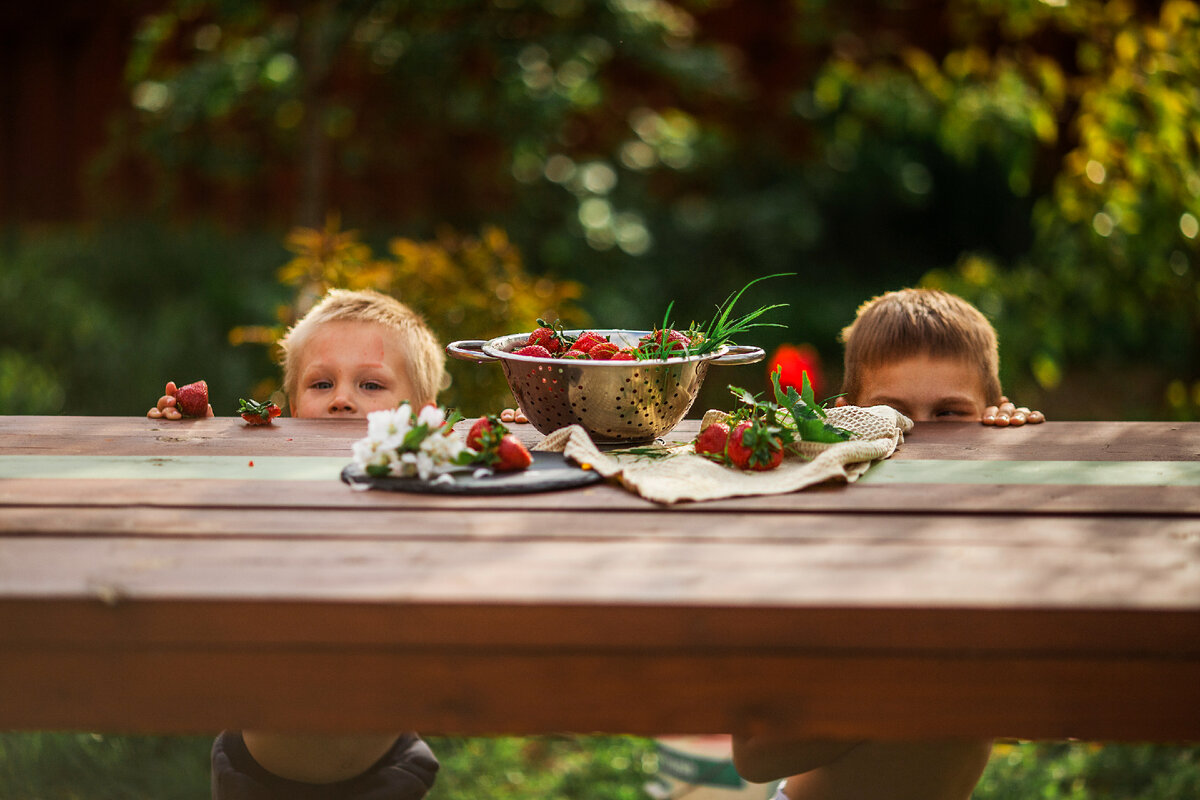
[467,415,533,472]
[238,398,282,425]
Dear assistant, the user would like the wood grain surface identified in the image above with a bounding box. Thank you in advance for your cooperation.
[2,416,1198,739]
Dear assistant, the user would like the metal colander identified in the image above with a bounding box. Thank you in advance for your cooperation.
[447,330,764,442]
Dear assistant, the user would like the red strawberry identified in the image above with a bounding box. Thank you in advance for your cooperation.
[238,398,281,425]
[175,380,209,417]
[640,328,691,357]
[588,342,620,360]
[561,349,590,359]
[494,434,533,472]
[727,420,784,471]
[694,421,730,461]
[515,344,553,358]
[526,326,564,355]
[611,348,637,361]
[571,332,607,354]
[467,416,502,450]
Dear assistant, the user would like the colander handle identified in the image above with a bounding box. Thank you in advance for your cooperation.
[446,340,497,363]
[712,345,765,365]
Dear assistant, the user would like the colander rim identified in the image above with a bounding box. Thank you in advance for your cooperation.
[481,329,730,364]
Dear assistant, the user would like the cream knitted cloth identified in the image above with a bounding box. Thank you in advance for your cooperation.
[534,405,912,504]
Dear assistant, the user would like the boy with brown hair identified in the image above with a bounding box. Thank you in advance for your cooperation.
[733,288,1042,800]
[149,288,444,798]
[836,288,1043,426]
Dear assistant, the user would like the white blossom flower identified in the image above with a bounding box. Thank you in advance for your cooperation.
[416,403,446,429]
[351,403,473,481]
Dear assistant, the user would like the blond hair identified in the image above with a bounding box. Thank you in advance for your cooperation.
[279,289,445,407]
[840,288,1001,404]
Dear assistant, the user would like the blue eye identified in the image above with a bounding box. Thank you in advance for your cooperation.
[362,381,385,391]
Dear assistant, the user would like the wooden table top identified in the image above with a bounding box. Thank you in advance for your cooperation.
[1,415,1198,741]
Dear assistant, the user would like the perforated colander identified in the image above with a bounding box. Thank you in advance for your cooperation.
[447,330,764,442]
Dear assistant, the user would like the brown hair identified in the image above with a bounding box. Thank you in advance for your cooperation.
[840,288,1001,404]
[279,289,445,407]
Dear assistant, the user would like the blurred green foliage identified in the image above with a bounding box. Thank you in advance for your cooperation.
[255,217,588,414]
[93,0,1200,419]
[0,224,287,416]
[3,733,1199,800]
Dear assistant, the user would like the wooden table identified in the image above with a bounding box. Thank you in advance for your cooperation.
[1,415,1198,742]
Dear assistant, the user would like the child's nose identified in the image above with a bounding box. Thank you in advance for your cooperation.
[328,394,357,414]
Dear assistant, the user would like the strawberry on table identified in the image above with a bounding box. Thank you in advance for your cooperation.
[693,420,731,462]
[726,419,784,471]
[238,398,282,425]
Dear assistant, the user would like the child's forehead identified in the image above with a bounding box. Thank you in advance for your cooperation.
[860,353,987,397]
[297,320,407,365]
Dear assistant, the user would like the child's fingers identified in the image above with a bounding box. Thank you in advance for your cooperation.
[982,405,999,425]
[1027,409,1045,424]
[163,407,182,420]
[165,381,177,395]
[157,395,177,412]
[500,408,528,423]
[147,407,162,419]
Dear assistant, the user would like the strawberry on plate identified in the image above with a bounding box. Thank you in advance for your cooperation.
[238,398,282,425]
[467,415,532,472]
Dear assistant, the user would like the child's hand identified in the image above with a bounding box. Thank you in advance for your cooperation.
[499,407,528,424]
[147,381,214,420]
[982,397,1044,427]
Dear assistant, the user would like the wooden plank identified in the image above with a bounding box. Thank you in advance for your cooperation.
[893,420,1200,462]
[2,521,1198,608]
[5,477,1200,516]
[5,417,1199,461]
[3,599,1198,655]
[0,647,1196,740]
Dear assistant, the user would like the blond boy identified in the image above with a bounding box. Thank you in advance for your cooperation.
[150,289,444,798]
[734,288,1042,800]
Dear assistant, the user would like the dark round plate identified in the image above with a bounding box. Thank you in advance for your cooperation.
[340,451,603,495]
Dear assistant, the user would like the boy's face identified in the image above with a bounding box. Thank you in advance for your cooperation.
[851,354,989,422]
[291,320,418,419]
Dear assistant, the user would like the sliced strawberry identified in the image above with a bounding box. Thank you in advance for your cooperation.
[694,421,730,461]
[588,342,620,360]
[494,434,533,472]
[238,398,281,425]
[571,332,607,354]
[175,380,209,417]
[515,344,553,358]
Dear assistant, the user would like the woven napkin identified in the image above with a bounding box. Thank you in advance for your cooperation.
[534,405,913,504]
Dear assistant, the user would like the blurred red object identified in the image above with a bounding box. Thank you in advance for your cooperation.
[768,343,823,399]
